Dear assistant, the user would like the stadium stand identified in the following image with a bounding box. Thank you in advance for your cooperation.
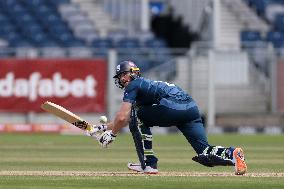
[240,30,263,47]
[0,0,173,72]
[266,30,284,48]
[240,0,284,75]
[243,0,284,50]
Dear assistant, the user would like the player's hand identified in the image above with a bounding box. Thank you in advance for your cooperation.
[85,115,108,140]
[92,124,108,133]
[86,124,107,138]
[89,115,108,134]
[99,130,117,148]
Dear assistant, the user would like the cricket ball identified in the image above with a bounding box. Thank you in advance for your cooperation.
[99,116,108,123]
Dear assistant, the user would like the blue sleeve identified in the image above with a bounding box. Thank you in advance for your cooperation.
[123,80,139,103]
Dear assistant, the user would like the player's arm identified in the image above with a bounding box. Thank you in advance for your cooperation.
[98,80,137,147]
[106,101,132,135]
[97,102,131,148]
[106,80,137,134]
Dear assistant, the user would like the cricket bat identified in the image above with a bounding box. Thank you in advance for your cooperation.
[41,101,106,132]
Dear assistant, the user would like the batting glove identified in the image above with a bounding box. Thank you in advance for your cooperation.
[92,124,108,133]
[99,130,117,148]
[85,124,107,139]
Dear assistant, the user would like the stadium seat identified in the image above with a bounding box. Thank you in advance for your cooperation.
[143,38,167,48]
[0,0,171,60]
[116,38,140,48]
[240,30,263,49]
[93,48,108,58]
[0,14,9,22]
[108,29,128,41]
[274,14,284,32]
[62,39,85,47]
[0,0,18,8]
[91,38,114,49]
[266,31,284,48]
[10,39,33,47]
[0,24,16,36]
[241,30,262,41]
[74,28,98,44]
[0,0,88,48]
[91,37,115,58]
[48,0,70,6]
[5,32,22,43]
[20,24,43,36]
[265,3,284,23]
[58,3,80,19]
[48,23,72,34]
[248,0,275,16]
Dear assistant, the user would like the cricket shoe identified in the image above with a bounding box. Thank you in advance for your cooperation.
[127,163,158,174]
[233,147,247,175]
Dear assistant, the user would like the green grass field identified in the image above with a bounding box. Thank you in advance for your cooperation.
[0,133,284,189]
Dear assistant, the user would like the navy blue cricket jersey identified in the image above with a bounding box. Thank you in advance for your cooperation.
[123,77,197,110]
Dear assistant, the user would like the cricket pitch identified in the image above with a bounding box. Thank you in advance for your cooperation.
[0,171,284,177]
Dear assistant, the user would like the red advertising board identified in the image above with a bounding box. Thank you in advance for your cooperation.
[0,59,107,113]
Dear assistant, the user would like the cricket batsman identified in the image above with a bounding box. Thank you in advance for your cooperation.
[88,60,247,175]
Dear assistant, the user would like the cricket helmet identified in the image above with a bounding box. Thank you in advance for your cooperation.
[113,60,141,88]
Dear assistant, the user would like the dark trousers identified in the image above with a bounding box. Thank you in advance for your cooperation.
[137,105,210,155]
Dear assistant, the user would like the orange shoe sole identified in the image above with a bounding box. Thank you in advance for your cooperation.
[233,148,247,175]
